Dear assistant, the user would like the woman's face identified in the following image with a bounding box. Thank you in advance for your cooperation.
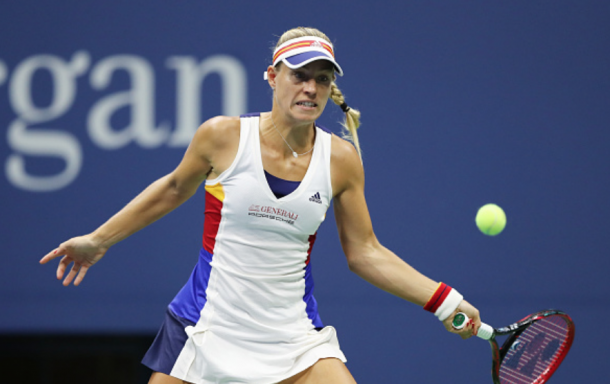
[270,60,335,125]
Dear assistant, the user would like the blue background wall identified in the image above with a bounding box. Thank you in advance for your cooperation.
[1,1,608,382]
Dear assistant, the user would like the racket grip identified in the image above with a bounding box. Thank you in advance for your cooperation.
[477,323,494,340]
[452,312,494,340]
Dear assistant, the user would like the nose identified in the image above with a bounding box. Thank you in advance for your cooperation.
[303,78,317,95]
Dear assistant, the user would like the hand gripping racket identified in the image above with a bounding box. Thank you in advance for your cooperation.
[453,310,575,384]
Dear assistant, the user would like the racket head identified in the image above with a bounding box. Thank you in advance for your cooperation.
[490,310,575,384]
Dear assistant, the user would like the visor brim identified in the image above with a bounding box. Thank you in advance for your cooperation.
[283,51,344,76]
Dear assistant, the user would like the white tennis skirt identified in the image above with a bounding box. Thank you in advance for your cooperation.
[142,308,347,384]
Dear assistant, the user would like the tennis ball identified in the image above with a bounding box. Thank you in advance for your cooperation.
[475,204,506,236]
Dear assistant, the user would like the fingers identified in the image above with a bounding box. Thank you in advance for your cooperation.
[56,258,88,286]
[74,265,89,286]
[451,317,474,339]
[62,260,81,286]
[461,318,477,339]
[446,307,480,340]
[57,255,72,280]
[41,238,94,286]
[40,247,63,264]
[474,316,483,336]
[464,310,482,338]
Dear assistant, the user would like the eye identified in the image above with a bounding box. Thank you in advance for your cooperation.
[292,70,306,80]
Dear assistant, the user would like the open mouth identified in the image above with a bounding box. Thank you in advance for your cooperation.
[296,101,317,108]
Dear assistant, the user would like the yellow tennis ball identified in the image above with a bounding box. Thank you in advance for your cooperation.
[475,204,506,236]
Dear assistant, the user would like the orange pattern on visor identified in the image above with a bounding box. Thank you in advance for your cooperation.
[273,40,335,64]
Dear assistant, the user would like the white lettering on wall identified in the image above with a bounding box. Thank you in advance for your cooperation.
[2,51,248,192]
[0,60,7,86]
[88,55,170,150]
[6,52,89,192]
[167,55,247,146]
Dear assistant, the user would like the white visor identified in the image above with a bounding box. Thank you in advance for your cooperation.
[264,36,343,80]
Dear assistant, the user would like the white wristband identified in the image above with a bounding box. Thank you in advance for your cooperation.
[435,289,464,321]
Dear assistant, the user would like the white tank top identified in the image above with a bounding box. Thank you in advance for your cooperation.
[170,114,345,383]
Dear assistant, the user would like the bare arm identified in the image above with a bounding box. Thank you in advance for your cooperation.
[330,136,480,337]
[40,116,239,286]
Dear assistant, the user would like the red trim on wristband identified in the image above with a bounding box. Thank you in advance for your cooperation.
[431,286,452,313]
[424,282,452,313]
[424,283,445,311]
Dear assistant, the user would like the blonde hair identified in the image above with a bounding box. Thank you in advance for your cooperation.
[274,27,362,158]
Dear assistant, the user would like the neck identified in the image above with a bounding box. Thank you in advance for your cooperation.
[261,112,316,158]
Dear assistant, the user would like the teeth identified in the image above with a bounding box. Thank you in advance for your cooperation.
[298,102,316,107]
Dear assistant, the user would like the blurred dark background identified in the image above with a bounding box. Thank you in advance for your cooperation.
[1,1,608,382]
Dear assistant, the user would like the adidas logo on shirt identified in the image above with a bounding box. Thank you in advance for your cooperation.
[309,192,322,204]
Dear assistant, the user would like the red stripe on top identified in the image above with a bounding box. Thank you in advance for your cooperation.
[424,283,451,312]
[305,232,317,265]
[202,190,223,253]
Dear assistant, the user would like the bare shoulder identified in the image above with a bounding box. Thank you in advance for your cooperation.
[330,134,364,198]
[194,115,240,146]
[190,115,241,177]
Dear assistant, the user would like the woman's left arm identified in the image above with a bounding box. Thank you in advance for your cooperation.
[330,137,480,337]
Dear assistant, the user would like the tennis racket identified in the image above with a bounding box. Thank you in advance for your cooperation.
[453,310,575,384]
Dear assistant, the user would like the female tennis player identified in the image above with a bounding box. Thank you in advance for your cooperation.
[40,27,482,384]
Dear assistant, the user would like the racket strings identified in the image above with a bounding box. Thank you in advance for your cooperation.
[499,316,570,384]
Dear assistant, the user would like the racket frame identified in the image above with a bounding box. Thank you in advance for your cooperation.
[487,309,575,384]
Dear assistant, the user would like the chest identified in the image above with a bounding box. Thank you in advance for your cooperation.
[206,116,332,237]
[214,165,330,237]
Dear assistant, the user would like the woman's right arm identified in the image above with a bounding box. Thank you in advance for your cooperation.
[40,116,239,286]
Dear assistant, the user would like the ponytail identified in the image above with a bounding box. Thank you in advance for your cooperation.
[330,82,362,159]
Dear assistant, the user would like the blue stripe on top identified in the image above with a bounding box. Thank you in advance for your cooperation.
[169,247,213,324]
[304,261,323,328]
[240,112,261,118]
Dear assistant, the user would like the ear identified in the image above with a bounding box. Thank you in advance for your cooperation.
[267,65,278,90]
